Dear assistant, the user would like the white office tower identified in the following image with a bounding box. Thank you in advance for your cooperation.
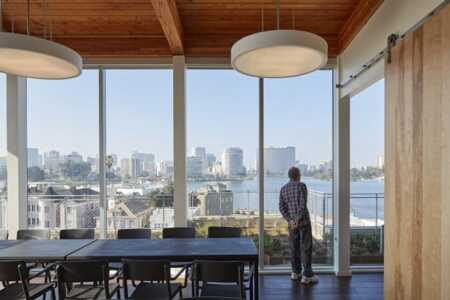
[27,148,42,168]
[222,147,244,177]
[264,146,296,175]
[131,152,156,177]
[158,161,174,179]
[130,157,143,178]
[187,156,203,177]
[64,152,83,163]
[44,150,62,173]
[120,158,130,178]
[192,146,208,174]
[377,155,385,169]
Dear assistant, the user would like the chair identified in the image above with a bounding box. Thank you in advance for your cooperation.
[17,229,50,240]
[121,259,182,300]
[59,229,95,240]
[193,260,246,300]
[117,228,151,239]
[207,227,241,238]
[162,227,195,239]
[56,260,120,300]
[0,260,55,300]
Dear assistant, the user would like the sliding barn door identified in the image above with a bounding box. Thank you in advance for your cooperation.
[385,4,450,300]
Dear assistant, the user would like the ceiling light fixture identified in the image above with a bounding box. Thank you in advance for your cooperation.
[0,0,82,79]
[231,0,328,78]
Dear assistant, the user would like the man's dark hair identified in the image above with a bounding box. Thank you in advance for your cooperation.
[288,167,301,180]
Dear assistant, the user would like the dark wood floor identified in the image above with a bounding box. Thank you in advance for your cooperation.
[260,273,383,300]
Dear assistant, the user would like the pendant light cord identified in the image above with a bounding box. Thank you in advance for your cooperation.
[26,0,30,35]
[276,0,280,30]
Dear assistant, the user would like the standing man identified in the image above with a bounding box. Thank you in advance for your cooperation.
[279,166,319,284]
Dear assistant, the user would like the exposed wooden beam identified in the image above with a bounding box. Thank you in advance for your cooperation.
[151,0,184,55]
[338,0,383,53]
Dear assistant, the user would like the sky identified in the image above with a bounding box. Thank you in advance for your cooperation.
[0,70,384,167]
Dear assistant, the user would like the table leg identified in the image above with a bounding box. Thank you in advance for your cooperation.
[254,259,259,300]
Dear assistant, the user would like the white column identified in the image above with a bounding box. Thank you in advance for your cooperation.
[333,62,352,276]
[98,68,107,238]
[6,75,28,238]
[173,56,187,227]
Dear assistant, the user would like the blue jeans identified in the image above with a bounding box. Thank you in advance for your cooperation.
[288,222,314,277]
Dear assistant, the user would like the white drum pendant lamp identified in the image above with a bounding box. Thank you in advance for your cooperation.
[231,1,328,78]
[0,1,82,79]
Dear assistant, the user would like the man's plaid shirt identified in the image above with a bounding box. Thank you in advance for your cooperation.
[279,181,310,226]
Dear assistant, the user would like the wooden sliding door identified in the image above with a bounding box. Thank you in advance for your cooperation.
[385,4,450,300]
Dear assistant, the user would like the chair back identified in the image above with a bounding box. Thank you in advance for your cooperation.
[59,229,95,239]
[56,260,107,283]
[0,260,28,282]
[17,229,50,240]
[163,227,195,239]
[194,260,244,283]
[208,226,241,238]
[122,259,170,282]
[117,228,151,239]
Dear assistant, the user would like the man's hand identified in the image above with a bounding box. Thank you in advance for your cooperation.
[289,220,298,229]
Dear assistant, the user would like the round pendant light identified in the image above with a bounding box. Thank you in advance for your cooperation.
[231,30,328,78]
[231,0,328,78]
[0,0,82,79]
[0,32,82,79]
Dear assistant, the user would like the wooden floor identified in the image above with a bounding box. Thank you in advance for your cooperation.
[260,273,383,300]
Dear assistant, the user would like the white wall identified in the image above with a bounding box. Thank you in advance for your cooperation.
[340,0,444,97]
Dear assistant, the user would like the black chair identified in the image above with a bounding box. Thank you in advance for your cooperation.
[0,260,55,300]
[162,227,195,239]
[121,259,183,300]
[59,229,95,240]
[117,228,151,239]
[207,227,241,238]
[193,260,246,300]
[56,260,120,300]
[17,229,50,240]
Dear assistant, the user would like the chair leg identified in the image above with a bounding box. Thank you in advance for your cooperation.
[51,287,56,300]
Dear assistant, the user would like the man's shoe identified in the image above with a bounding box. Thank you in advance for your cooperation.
[301,275,319,284]
[291,272,299,280]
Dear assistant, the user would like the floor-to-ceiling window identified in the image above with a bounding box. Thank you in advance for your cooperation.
[0,75,6,231]
[186,69,258,238]
[350,79,384,265]
[106,69,173,238]
[264,70,334,267]
[27,70,99,236]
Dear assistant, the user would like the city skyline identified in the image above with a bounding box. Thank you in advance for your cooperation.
[0,71,383,167]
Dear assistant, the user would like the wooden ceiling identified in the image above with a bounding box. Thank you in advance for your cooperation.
[1,0,383,61]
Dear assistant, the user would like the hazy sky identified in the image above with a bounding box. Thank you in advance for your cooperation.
[0,71,384,167]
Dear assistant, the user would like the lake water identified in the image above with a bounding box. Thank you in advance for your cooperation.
[187,176,384,221]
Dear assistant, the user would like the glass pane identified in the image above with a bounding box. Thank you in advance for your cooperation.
[264,70,334,267]
[350,79,384,265]
[106,70,173,239]
[27,70,99,238]
[186,70,258,239]
[0,75,6,232]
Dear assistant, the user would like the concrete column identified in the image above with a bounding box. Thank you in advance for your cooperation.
[6,75,28,238]
[333,61,352,276]
[173,56,187,226]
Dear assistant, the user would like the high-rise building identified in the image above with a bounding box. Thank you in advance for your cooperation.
[27,148,42,168]
[206,153,216,169]
[44,150,62,173]
[120,158,130,178]
[222,147,244,177]
[132,152,156,177]
[158,161,174,179]
[377,155,385,169]
[192,147,206,159]
[130,157,143,178]
[64,152,83,163]
[264,146,296,175]
[197,183,233,216]
[187,156,203,177]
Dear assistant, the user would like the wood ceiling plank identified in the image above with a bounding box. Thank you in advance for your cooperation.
[338,0,383,52]
[151,0,184,55]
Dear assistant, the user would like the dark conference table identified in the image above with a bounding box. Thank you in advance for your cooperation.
[0,238,259,299]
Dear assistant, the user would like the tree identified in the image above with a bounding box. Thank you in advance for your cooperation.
[60,161,91,179]
[28,166,45,181]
